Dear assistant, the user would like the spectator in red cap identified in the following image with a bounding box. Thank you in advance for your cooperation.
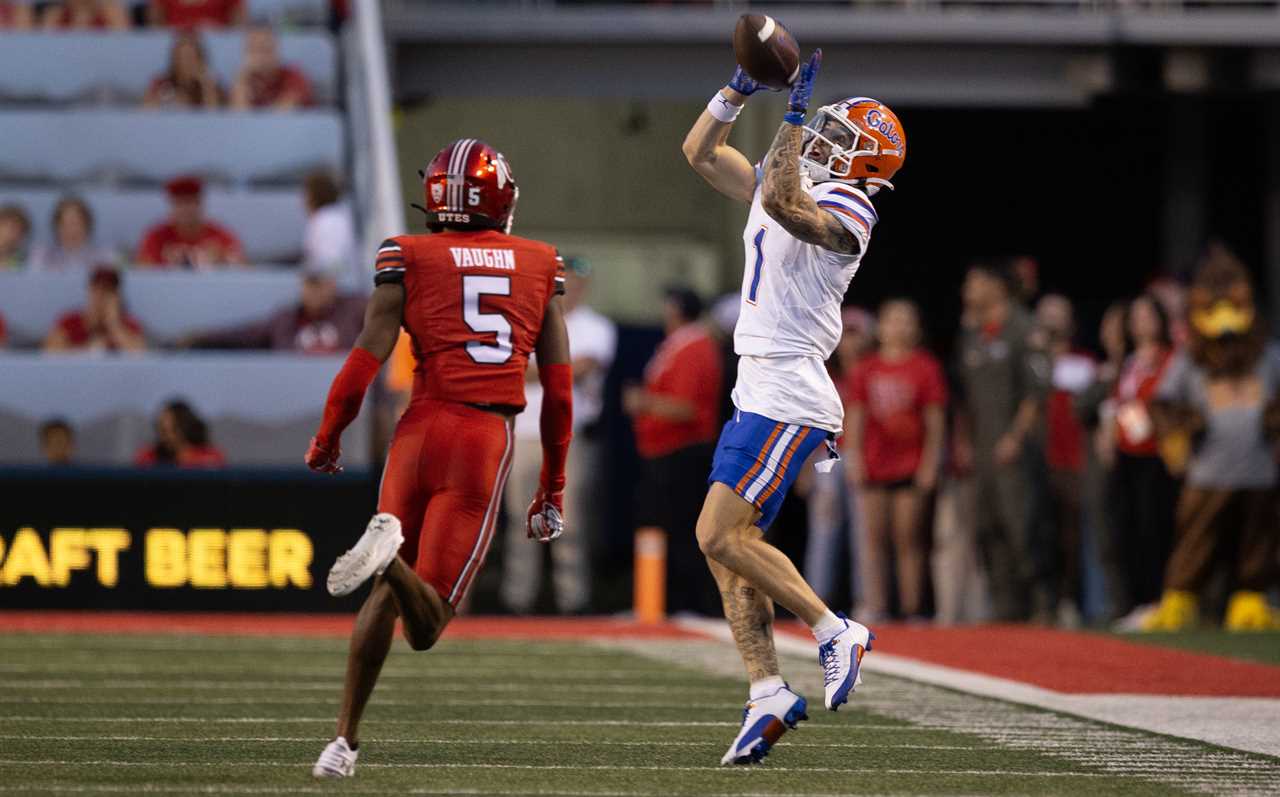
[144,30,225,109]
[137,177,244,268]
[147,0,242,28]
[44,267,147,353]
[230,26,314,110]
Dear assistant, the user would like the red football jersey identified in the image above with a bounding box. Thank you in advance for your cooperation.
[375,229,565,409]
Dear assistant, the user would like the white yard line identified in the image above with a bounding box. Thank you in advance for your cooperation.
[677,616,1280,759]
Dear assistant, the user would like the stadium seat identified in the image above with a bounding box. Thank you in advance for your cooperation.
[0,110,344,186]
[0,31,336,106]
[247,0,329,27]
[0,271,306,345]
[0,187,306,264]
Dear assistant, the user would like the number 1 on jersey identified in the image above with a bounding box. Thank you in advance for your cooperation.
[463,275,513,364]
[748,227,766,305]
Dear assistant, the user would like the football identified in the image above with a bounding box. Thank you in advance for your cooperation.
[733,14,801,90]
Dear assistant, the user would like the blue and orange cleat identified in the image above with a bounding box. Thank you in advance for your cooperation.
[719,684,808,765]
[819,612,874,710]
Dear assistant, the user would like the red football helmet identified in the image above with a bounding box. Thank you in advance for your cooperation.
[415,138,518,233]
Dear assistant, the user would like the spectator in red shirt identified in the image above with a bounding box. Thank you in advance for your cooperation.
[43,267,147,353]
[39,0,128,29]
[134,399,226,468]
[845,299,946,621]
[625,286,723,615]
[0,1,34,29]
[0,309,8,348]
[147,0,243,28]
[230,25,314,110]
[137,176,245,268]
[144,30,224,110]
[177,268,365,353]
[1108,293,1179,618]
[1035,294,1097,626]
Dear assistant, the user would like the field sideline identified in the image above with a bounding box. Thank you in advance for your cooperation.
[0,613,1277,796]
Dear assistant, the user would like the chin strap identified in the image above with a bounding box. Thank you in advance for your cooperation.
[864,178,894,195]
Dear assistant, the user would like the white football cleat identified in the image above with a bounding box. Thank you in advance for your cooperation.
[327,513,404,597]
[818,612,874,710]
[720,684,808,765]
[312,736,357,778]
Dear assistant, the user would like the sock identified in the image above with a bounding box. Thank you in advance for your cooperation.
[810,610,846,644]
[749,675,786,700]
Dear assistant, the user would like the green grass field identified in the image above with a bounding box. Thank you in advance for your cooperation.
[1,631,1278,796]
[1114,629,1280,666]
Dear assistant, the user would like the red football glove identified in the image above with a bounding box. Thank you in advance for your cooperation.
[526,490,564,543]
[305,436,343,474]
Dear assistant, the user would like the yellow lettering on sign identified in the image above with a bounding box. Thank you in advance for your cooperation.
[87,529,130,587]
[227,529,268,589]
[49,528,91,586]
[269,529,313,589]
[188,529,226,589]
[2,528,52,586]
[145,528,187,587]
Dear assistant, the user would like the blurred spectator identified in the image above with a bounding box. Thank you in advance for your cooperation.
[1108,294,1179,622]
[954,261,1050,621]
[1035,294,1096,626]
[230,26,314,110]
[503,259,617,615]
[0,309,7,348]
[846,299,946,621]
[39,418,76,466]
[626,286,723,615]
[144,30,224,110]
[0,203,31,269]
[137,176,244,268]
[134,399,226,468]
[1011,255,1041,308]
[1149,276,1190,349]
[1146,247,1280,631]
[29,196,116,273]
[43,267,146,353]
[40,0,128,29]
[179,268,364,353]
[147,0,243,28]
[0,1,33,30]
[802,306,874,609]
[301,169,358,289]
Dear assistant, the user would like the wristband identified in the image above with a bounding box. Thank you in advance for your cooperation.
[783,110,805,126]
[707,92,743,124]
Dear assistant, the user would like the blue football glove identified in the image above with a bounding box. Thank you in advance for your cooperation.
[727,65,773,97]
[784,49,823,125]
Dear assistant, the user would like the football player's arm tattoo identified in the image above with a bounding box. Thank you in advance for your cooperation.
[353,282,405,362]
[681,88,757,205]
[760,123,859,255]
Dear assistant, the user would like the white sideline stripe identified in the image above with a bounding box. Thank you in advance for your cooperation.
[0,735,980,750]
[677,616,1280,759]
[0,760,1118,777]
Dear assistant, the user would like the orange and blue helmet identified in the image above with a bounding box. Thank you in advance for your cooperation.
[800,97,905,193]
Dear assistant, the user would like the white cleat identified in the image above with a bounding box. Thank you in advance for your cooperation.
[720,684,808,765]
[326,513,404,597]
[312,736,357,778]
[819,612,874,711]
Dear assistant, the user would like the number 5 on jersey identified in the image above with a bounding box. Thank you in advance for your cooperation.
[463,275,513,364]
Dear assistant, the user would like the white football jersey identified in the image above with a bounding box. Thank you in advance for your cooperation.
[731,178,876,433]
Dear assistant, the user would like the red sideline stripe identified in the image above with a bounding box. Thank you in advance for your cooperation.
[779,622,1280,697]
[0,612,702,641]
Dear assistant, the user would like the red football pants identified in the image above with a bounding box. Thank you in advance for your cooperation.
[378,398,515,607]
